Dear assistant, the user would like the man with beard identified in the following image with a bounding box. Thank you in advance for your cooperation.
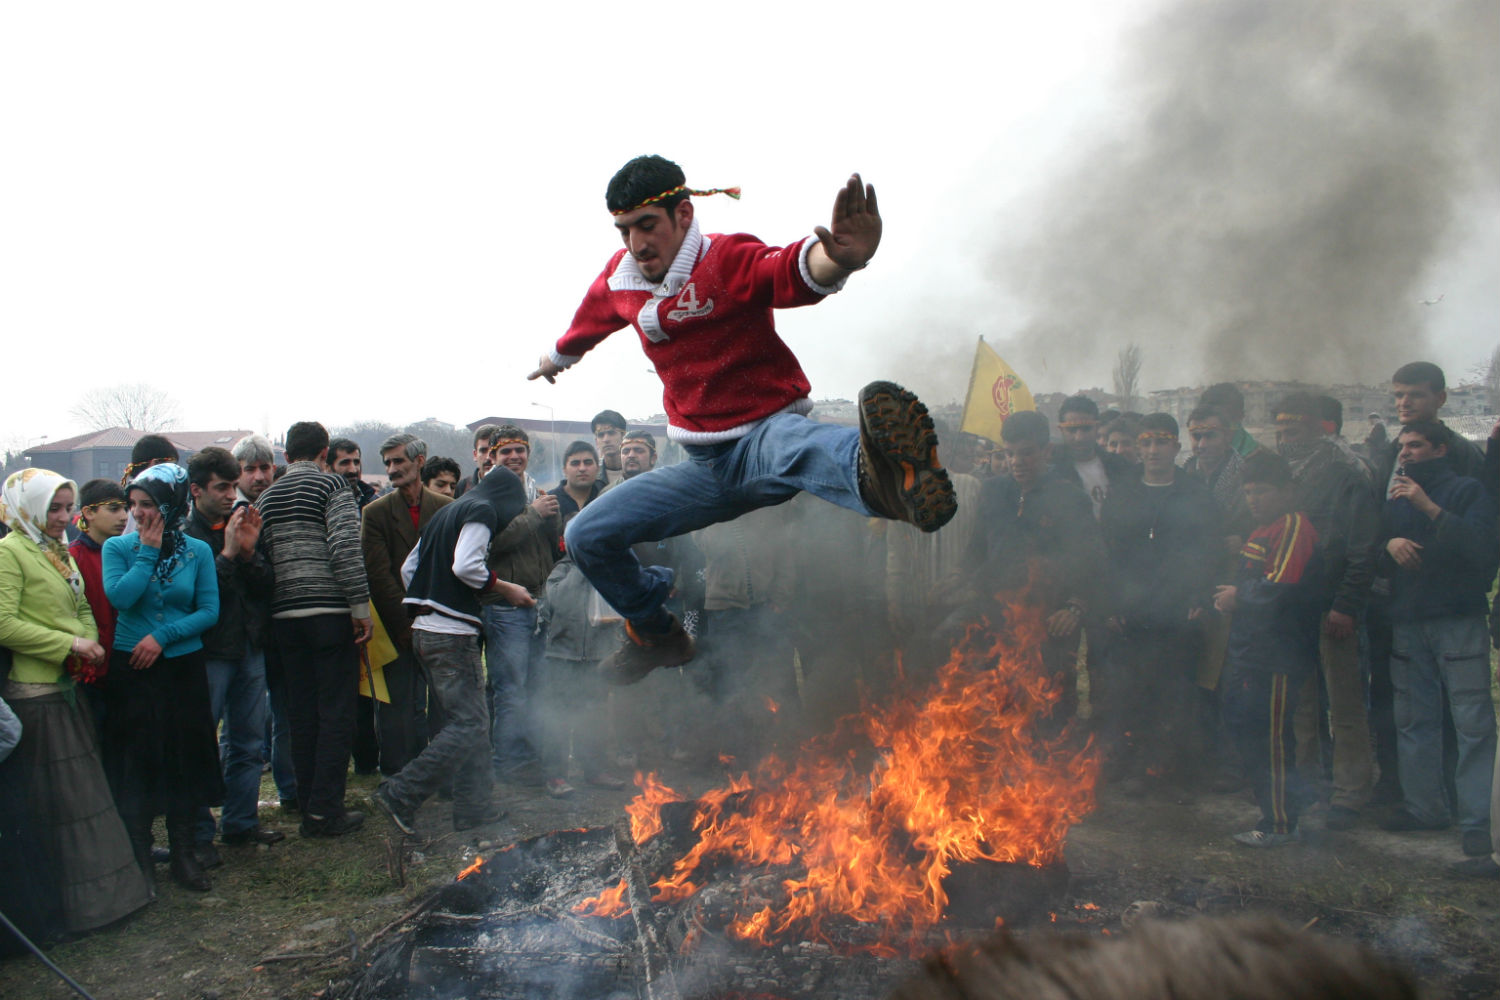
[361,433,451,774]
[1099,413,1220,794]
[1274,394,1379,829]
[528,155,953,687]
[479,425,560,787]
[329,438,377,510]
[1378,421,1497,860]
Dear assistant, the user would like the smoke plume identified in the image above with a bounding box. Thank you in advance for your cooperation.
[993,0,1499,391]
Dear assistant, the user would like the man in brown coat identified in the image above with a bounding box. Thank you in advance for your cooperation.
[362,433,451,773]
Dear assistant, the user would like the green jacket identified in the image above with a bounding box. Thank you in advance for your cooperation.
[0,532,97,684]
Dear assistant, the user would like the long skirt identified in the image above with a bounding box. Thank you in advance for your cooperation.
[101,649,225,831]
[0,681,152,947]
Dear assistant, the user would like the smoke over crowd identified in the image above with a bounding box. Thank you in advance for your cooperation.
[987,0,1499,391]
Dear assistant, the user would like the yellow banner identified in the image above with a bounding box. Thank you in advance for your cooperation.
[358,607,400,704]
[959,338,1036,444]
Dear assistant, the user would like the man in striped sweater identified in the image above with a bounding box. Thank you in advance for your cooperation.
[256,421,372,838]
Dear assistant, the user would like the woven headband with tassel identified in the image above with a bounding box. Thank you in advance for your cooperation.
[613,184,741,216]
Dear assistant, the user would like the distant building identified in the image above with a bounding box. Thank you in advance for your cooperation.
[22,427,257,484]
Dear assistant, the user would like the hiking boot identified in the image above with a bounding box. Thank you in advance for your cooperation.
[598,615,695,686]
[857,381,955,533]
[545,777,575,799]
[1233,829,1299,848]
[299,810,366,838]
[453,804,509,831]
[373,784,417,837]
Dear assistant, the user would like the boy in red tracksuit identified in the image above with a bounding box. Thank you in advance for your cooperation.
[1214,451,1324,847]
[529,155,955,686]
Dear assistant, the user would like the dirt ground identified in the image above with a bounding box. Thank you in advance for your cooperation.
[3,746,1499,1000]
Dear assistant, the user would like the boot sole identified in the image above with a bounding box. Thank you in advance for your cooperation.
[598,633,696,687]
[858,381,956,533]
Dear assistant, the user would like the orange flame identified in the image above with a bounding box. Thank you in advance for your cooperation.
[626,771,685,845]
[622,602,1099,953]
[456,857,485,881]
[574,878,631,918]
[765,696,779,714]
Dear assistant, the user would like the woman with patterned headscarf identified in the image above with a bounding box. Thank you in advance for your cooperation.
[0,468,152,951]
[102,463,224,892]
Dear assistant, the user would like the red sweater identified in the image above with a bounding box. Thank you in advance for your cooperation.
[68,534,116,657]
[553,224,841,443]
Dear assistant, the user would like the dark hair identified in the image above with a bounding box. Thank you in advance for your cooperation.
[623,430,657,452]
[380,433,426,461]
[1274,392,1321,422]
[491,423,530,447]
[328,437,359,460]
[1199,383,1245,421]
[1099,408,1123,425]
[1057,396,1100,422]
[1104,415,1142,440]
[1397,419,1451,452]
[472,424,501,450]
[188,446,241,488]
[1317,395,1343,434]
[1241,450,1293,487]
[564,440,599,462]
[1139,412,1180,438]
[284,421,330,462]
[420,456,461,484]
[606,155,688,216]
[591,410,627,434]
[887,915,1418,1000]
[1186,405,1228,428]
[79,478,127,508]
[1391,361,1445,393]
[130,433,179,465]
[1000,410,1050,446]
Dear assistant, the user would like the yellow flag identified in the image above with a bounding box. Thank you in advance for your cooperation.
[959,338,1036,444]
[358,607,399,704]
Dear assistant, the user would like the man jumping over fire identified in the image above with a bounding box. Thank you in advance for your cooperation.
[529,155,955,684]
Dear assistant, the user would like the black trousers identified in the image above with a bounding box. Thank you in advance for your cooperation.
[273,614,357,819]
[1224,665,1308,834]
[352,648,428,776]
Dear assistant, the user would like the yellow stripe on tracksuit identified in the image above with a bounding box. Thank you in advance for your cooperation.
[1268,673,1290,833]
[1265,514,1304,584]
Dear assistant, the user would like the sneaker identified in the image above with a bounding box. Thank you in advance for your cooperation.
[221,827,287,847]
[1324,806,1359,832]
[545,777,575,799]
[372,784,417,836]
[453,804,509,831]
[598,615,695,686]
[299,810,366,838]
[1380,809,1448,832]
[1462,828,1493,857]
[1233,829,1299,848]
[856,381,955,533]
[1450,855,1500,879]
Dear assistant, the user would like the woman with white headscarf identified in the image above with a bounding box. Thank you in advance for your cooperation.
[103,463,223,892]
[0,468,152,952]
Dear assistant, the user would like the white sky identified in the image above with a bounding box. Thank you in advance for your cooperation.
[2,1,1494,450]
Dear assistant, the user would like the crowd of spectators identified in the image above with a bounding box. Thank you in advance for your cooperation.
[1,359,1497,955]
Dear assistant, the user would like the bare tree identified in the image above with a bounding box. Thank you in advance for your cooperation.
[1112,343,1145,410]
[1476,343,1500,414]
[70,383,182,431]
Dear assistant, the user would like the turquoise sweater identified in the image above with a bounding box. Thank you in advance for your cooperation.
[102,533,219,656]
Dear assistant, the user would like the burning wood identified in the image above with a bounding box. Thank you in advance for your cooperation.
[620,602,1099,955]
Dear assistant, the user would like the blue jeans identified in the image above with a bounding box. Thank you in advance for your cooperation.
[1391,616,1496,830]
[196,645,269,839]
[566,413,867,622]
[482,604,541,771]
[386,630,492,817]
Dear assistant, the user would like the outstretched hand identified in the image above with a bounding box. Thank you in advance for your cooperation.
[812,173,882,274]
[528,355,563,384]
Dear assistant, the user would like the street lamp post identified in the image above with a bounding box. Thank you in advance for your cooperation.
[530,402,557,482]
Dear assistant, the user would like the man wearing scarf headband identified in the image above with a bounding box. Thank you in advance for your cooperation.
[1377,420,1497,862]
[528,154,955,686]
[1274,393,1379,831]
